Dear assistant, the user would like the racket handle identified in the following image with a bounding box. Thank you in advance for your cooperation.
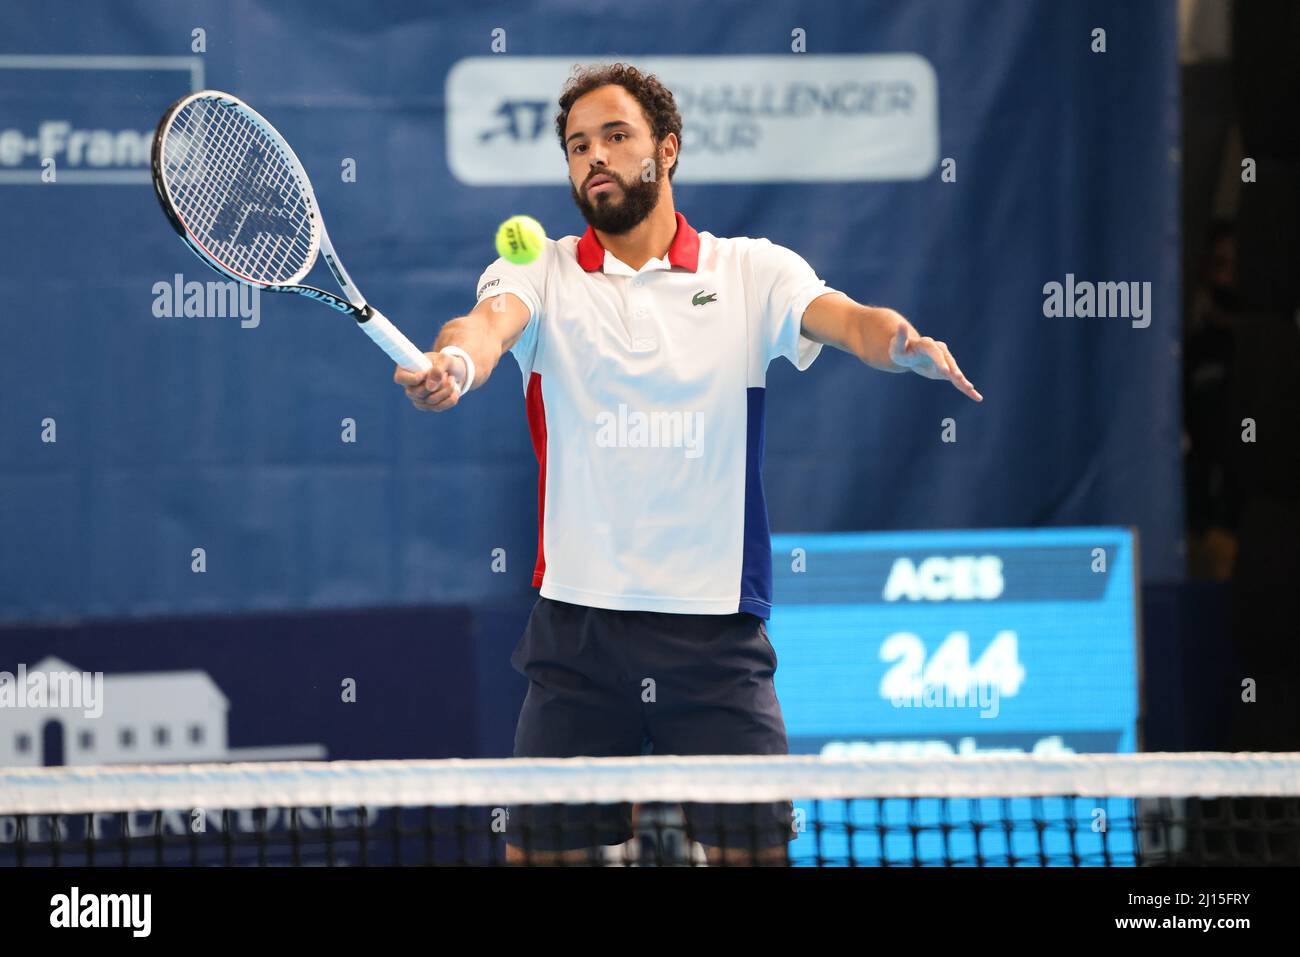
[360,308,432,373]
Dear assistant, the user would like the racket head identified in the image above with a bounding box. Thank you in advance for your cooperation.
[152,90,321,287]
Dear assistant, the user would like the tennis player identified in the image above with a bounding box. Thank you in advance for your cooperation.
[395,64,982,865]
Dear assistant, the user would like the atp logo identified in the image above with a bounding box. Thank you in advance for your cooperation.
[479,100,551,144]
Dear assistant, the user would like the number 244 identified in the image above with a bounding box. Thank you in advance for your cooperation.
[879,631,1026,700]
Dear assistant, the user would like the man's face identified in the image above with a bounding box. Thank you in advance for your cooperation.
[564,84,668,234]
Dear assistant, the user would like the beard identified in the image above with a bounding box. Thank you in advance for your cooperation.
[570,155,664,234]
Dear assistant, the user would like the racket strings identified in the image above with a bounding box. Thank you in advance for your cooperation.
[162,97,317,285]
[174,102,310,280]
[175,101,311,281]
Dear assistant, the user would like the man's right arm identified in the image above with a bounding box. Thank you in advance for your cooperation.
[394,293,532,412]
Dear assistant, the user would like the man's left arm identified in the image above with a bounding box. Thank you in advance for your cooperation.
[801,292,983,402]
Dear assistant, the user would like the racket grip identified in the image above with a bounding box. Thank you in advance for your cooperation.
[360,308,432,373]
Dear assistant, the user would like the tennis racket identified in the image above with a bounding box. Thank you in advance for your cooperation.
[151,90,433,374]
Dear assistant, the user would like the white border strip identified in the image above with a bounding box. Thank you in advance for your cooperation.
[0,171,151,184]
[2,753,1299,814]
[0,54,204,90]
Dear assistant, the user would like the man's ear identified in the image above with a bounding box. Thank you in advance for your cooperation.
[663,132,679,165]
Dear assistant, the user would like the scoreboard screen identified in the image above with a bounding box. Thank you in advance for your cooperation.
[767,527,1141,864]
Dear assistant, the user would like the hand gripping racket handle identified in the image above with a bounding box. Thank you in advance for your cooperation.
[360,308,433,373]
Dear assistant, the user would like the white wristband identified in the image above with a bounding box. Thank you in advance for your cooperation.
[439,345,476,394]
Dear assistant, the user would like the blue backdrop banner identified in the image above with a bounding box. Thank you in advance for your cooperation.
[0,0,1180,623]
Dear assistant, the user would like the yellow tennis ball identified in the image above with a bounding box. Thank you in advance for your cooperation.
[495,215,547,265]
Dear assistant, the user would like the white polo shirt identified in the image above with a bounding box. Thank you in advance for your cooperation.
[474,212,838,617]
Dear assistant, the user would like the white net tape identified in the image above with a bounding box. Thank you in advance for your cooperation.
[3,752,1299,815]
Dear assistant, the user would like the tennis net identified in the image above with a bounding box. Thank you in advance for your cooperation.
[2,752,1299,866]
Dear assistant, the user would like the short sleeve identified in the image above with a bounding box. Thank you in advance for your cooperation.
[746,238,837,371]
[473,249,547,381]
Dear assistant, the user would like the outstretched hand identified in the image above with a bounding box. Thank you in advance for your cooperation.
[888,324,982,402]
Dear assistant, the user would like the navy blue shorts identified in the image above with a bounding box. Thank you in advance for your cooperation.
[505,597,794,852]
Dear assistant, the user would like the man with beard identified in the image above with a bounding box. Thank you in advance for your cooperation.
[394,63,982,865]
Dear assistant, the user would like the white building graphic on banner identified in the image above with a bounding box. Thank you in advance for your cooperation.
[0,657,325,767]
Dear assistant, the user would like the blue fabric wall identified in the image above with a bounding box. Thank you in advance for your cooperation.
[0,0,1180,622]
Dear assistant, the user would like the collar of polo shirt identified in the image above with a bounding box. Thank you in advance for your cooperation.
[575,211,701,275]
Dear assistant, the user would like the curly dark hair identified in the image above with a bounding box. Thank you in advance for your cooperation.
[555,63,683,181]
